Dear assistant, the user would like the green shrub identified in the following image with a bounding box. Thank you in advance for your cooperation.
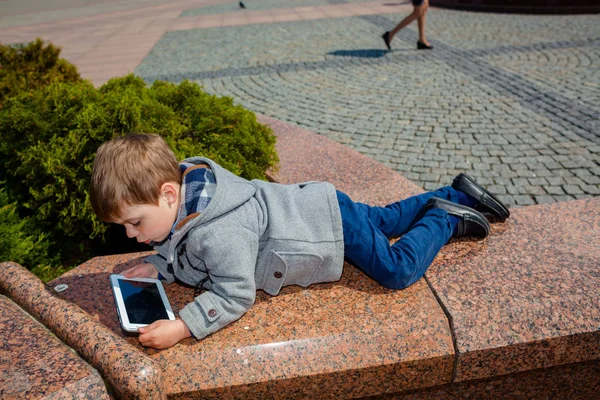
[0,38,81,106]
[0,186,62,281]
[0,74,278,273]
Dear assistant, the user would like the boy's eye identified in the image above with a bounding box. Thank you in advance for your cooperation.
[133,221,141,227]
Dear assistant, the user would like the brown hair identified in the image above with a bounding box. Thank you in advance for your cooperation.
[89,133,182,222]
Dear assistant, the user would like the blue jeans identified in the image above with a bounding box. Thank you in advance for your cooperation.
[337,187,459,289]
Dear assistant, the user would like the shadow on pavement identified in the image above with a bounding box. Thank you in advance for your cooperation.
[327,49,389,58]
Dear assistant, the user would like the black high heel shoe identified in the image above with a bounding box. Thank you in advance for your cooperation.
[382,31,391,51]
[417,40,433,50]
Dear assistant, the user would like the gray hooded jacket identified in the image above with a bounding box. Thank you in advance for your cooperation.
[145,157,344,339]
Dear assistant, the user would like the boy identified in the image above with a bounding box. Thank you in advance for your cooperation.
[90,134,509,349]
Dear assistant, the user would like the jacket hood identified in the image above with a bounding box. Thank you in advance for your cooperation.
[178,156,257,230]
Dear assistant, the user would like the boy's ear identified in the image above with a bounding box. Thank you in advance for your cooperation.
[160,182,179,205]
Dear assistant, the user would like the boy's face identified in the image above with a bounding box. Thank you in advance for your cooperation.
[113,186,179,244]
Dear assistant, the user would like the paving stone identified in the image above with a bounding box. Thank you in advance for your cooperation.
[546,177,566,186]
[544,185,566,195]
[553,195,577,202]
[582,185,600,195]
[575,194,594,200]
[528,177,549,186]
[526,185,548,195]
[497,194,516,207]
[486,185,507,194]
[580,175,600,185]
[534,195,556,204]
[513,195,536,206]
[562,185,585,195]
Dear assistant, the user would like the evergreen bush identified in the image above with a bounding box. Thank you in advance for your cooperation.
[0,38,81,106]
[0,186,65,280]
[0,50,278,279]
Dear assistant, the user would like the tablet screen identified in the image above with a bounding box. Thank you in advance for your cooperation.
[119,279,169,324]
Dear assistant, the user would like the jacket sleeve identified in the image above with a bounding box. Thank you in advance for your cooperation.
[178,226,258,340]
[144,242,176,283]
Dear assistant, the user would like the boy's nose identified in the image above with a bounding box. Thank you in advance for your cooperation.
[125,226,137,238]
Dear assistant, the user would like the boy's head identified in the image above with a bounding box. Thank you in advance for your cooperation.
[90,134,182,243]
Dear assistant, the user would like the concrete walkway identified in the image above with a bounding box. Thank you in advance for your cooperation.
[1,0,598,207]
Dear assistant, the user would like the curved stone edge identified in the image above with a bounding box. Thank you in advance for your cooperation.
[0,262,166,400]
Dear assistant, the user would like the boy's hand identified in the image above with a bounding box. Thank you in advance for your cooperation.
[138,319,192,349]
[121,262,158,279]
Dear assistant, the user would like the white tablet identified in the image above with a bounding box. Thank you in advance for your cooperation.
[110,274,176,333]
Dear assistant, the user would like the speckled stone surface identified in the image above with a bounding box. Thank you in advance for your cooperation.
[0,295,109,399]
[0,262,165,399]
[50,242,454,398]
[426,198,600,382]
[372,360,600,400]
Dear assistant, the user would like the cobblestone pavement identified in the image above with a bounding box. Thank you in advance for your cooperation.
[136,7,600,207]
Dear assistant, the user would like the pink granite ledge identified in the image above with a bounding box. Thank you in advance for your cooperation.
[0,262,165,399]
[0,295,109,399]
[426,198,600,381]
[52,253,454,398]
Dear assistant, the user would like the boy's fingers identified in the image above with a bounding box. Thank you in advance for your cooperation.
[139,333,153,347]
[122,266,140,277]
[139,325,165,348]
[147,320,161,330]
[138,328,156,345]
[137,321,157,337]
[121,263,157,279]
[141,320,164,333]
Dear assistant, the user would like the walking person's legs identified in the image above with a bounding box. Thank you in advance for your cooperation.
[382,0,432,50]
[416,0,432,48]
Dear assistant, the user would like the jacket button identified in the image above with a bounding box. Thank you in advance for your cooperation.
[274,271,283,279]
[208,309,217,317]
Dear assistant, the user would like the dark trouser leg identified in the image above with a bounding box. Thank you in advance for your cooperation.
[337,190,453,289]
[349,186,459,238]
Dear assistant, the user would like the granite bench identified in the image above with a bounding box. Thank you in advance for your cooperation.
[1,115,598,399]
